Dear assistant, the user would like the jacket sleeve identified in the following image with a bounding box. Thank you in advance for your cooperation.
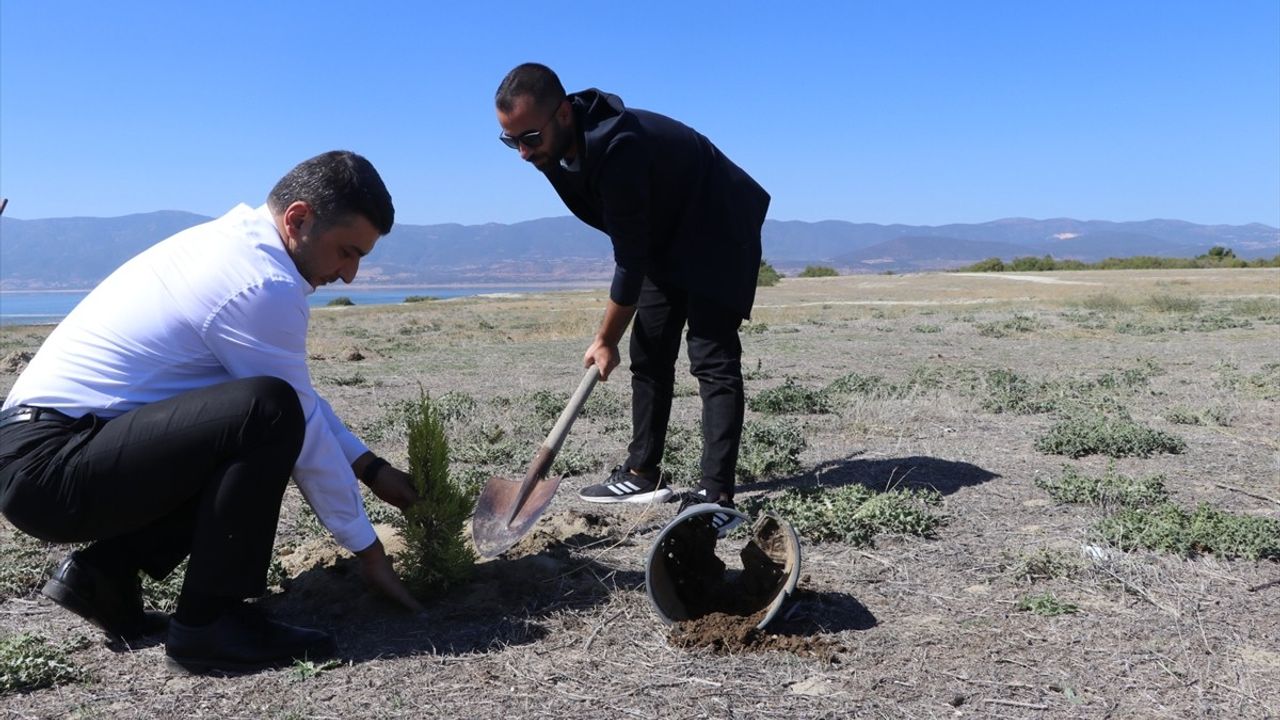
[597,134,651,307]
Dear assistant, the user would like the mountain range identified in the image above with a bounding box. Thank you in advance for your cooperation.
[1,211,1276,289]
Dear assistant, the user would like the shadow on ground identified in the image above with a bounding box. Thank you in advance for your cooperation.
[261,525,644,663]
[748,454,1000,496]
[769,588,878,635]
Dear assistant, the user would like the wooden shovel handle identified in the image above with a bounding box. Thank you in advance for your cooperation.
[506,366,600,524]
[543,366,599,458]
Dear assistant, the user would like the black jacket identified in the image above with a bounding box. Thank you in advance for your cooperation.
[543,90,770,320]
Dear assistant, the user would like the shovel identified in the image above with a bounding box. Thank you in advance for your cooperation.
[472,366,600,558]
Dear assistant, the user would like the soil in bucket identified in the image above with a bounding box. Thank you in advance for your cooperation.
[658,515,839,658]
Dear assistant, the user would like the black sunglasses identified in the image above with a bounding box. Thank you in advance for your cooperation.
[499,106,559,149]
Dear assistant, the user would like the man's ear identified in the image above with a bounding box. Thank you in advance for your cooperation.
[282,201,312,238]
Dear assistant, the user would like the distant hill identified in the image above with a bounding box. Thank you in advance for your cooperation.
[1,211,1275,289]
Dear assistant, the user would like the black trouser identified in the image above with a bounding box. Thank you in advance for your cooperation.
[624,278,745,499]
[0,376,303,600]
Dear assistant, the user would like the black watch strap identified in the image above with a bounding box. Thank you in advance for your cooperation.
[360,457,389,486]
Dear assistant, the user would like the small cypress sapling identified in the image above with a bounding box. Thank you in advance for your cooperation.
[395,394,477,598]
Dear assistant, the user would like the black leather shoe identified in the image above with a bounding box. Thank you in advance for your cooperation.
[165,603,336,674]
[42,552,169,640]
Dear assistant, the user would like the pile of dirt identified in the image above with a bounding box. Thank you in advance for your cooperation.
[670,611,842,661]
[504,509,611,557]
[0,351,33,374]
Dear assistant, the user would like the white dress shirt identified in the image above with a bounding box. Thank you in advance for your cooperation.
[4,204,376,552]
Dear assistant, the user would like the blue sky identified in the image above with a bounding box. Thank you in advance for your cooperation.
[2,1,1277,227]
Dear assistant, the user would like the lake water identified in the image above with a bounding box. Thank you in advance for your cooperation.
[0,285,599,327]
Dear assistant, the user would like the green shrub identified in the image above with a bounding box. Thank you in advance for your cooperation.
[1226,297,1280,320]
[826,372,890,397]
[1078,294,1131,313]
[980,369,1060,414]
[523,389,570,433]
[0,634,82,695]
[326,296,355,307]
[661,424,703,482]
[1016,592,1079,616]
[963,257,1005,272]
[1036,464,1168,506]
[549,443,598,477]
[737,419,807,481]
[142,559,187,613]
[402,295,437,303]
[1035,411,1187,459]
[290,658,343,682]
[1146,293,1202,313]
[748,378,833,415]
[757,260,782,287]
[0,536,56,601]
[740,484,943,546]
[324,372,367,387]
[976,313,1043,338]
[1164,405,1233,427]
[1008,548,1081,583]
[799,265,838,278]
[912,324,942,334]
[1094,503,1280,561]
[396,395,476,598]
[435,391,478,422]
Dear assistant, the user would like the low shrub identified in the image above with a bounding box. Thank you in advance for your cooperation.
[1077,294,1132,313]
[757,260,782,287]
[0,634,83,695]
[1008,548,1081,583]
[1035,411,1186,459]
[976,314,1044,338]
[799,265,838,278]
[1094,503,1280,561]
[737,419,807,481]
[0,535,56,601]
[1146,293,1202,313]
[980,369,1060,414]
[1016,592,1079,616]
[739,484,943,546]
[1164,405,1233,427]
[1035,464,1168,506]
[749,378,833,415]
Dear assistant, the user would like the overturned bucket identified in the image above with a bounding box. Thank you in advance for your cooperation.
[645,504,802,630]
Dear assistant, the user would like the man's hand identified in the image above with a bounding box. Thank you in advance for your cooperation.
[355,538,424,613]
[367,464,418,511]
[583,338,621,381]
[583,299,636,382]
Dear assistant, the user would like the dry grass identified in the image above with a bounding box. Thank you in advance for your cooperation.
[2,268,1278,718]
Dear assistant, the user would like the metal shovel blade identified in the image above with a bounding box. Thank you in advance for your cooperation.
[472,472,562,558]
[470,366,599,558]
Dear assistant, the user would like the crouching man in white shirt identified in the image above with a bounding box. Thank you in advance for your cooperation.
[0,150,422,674]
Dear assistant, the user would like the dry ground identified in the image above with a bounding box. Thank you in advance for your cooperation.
[2,268,1279,719]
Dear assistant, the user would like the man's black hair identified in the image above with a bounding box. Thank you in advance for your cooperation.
[495,63,566,114]
[267,150,394,235]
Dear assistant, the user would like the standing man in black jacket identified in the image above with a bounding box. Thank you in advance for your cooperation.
[495,63,770,534]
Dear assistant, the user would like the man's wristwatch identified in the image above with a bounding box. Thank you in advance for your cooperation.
[360,457,389,486]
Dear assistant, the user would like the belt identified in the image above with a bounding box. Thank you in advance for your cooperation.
[0,405,74,429]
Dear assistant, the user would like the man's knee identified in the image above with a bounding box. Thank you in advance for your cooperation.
[235,376,304,453]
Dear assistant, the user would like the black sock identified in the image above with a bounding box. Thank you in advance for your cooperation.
[174,594,240,627]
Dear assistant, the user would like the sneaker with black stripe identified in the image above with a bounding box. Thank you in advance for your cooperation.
[579,466,673,504]
[676,488,744,538]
